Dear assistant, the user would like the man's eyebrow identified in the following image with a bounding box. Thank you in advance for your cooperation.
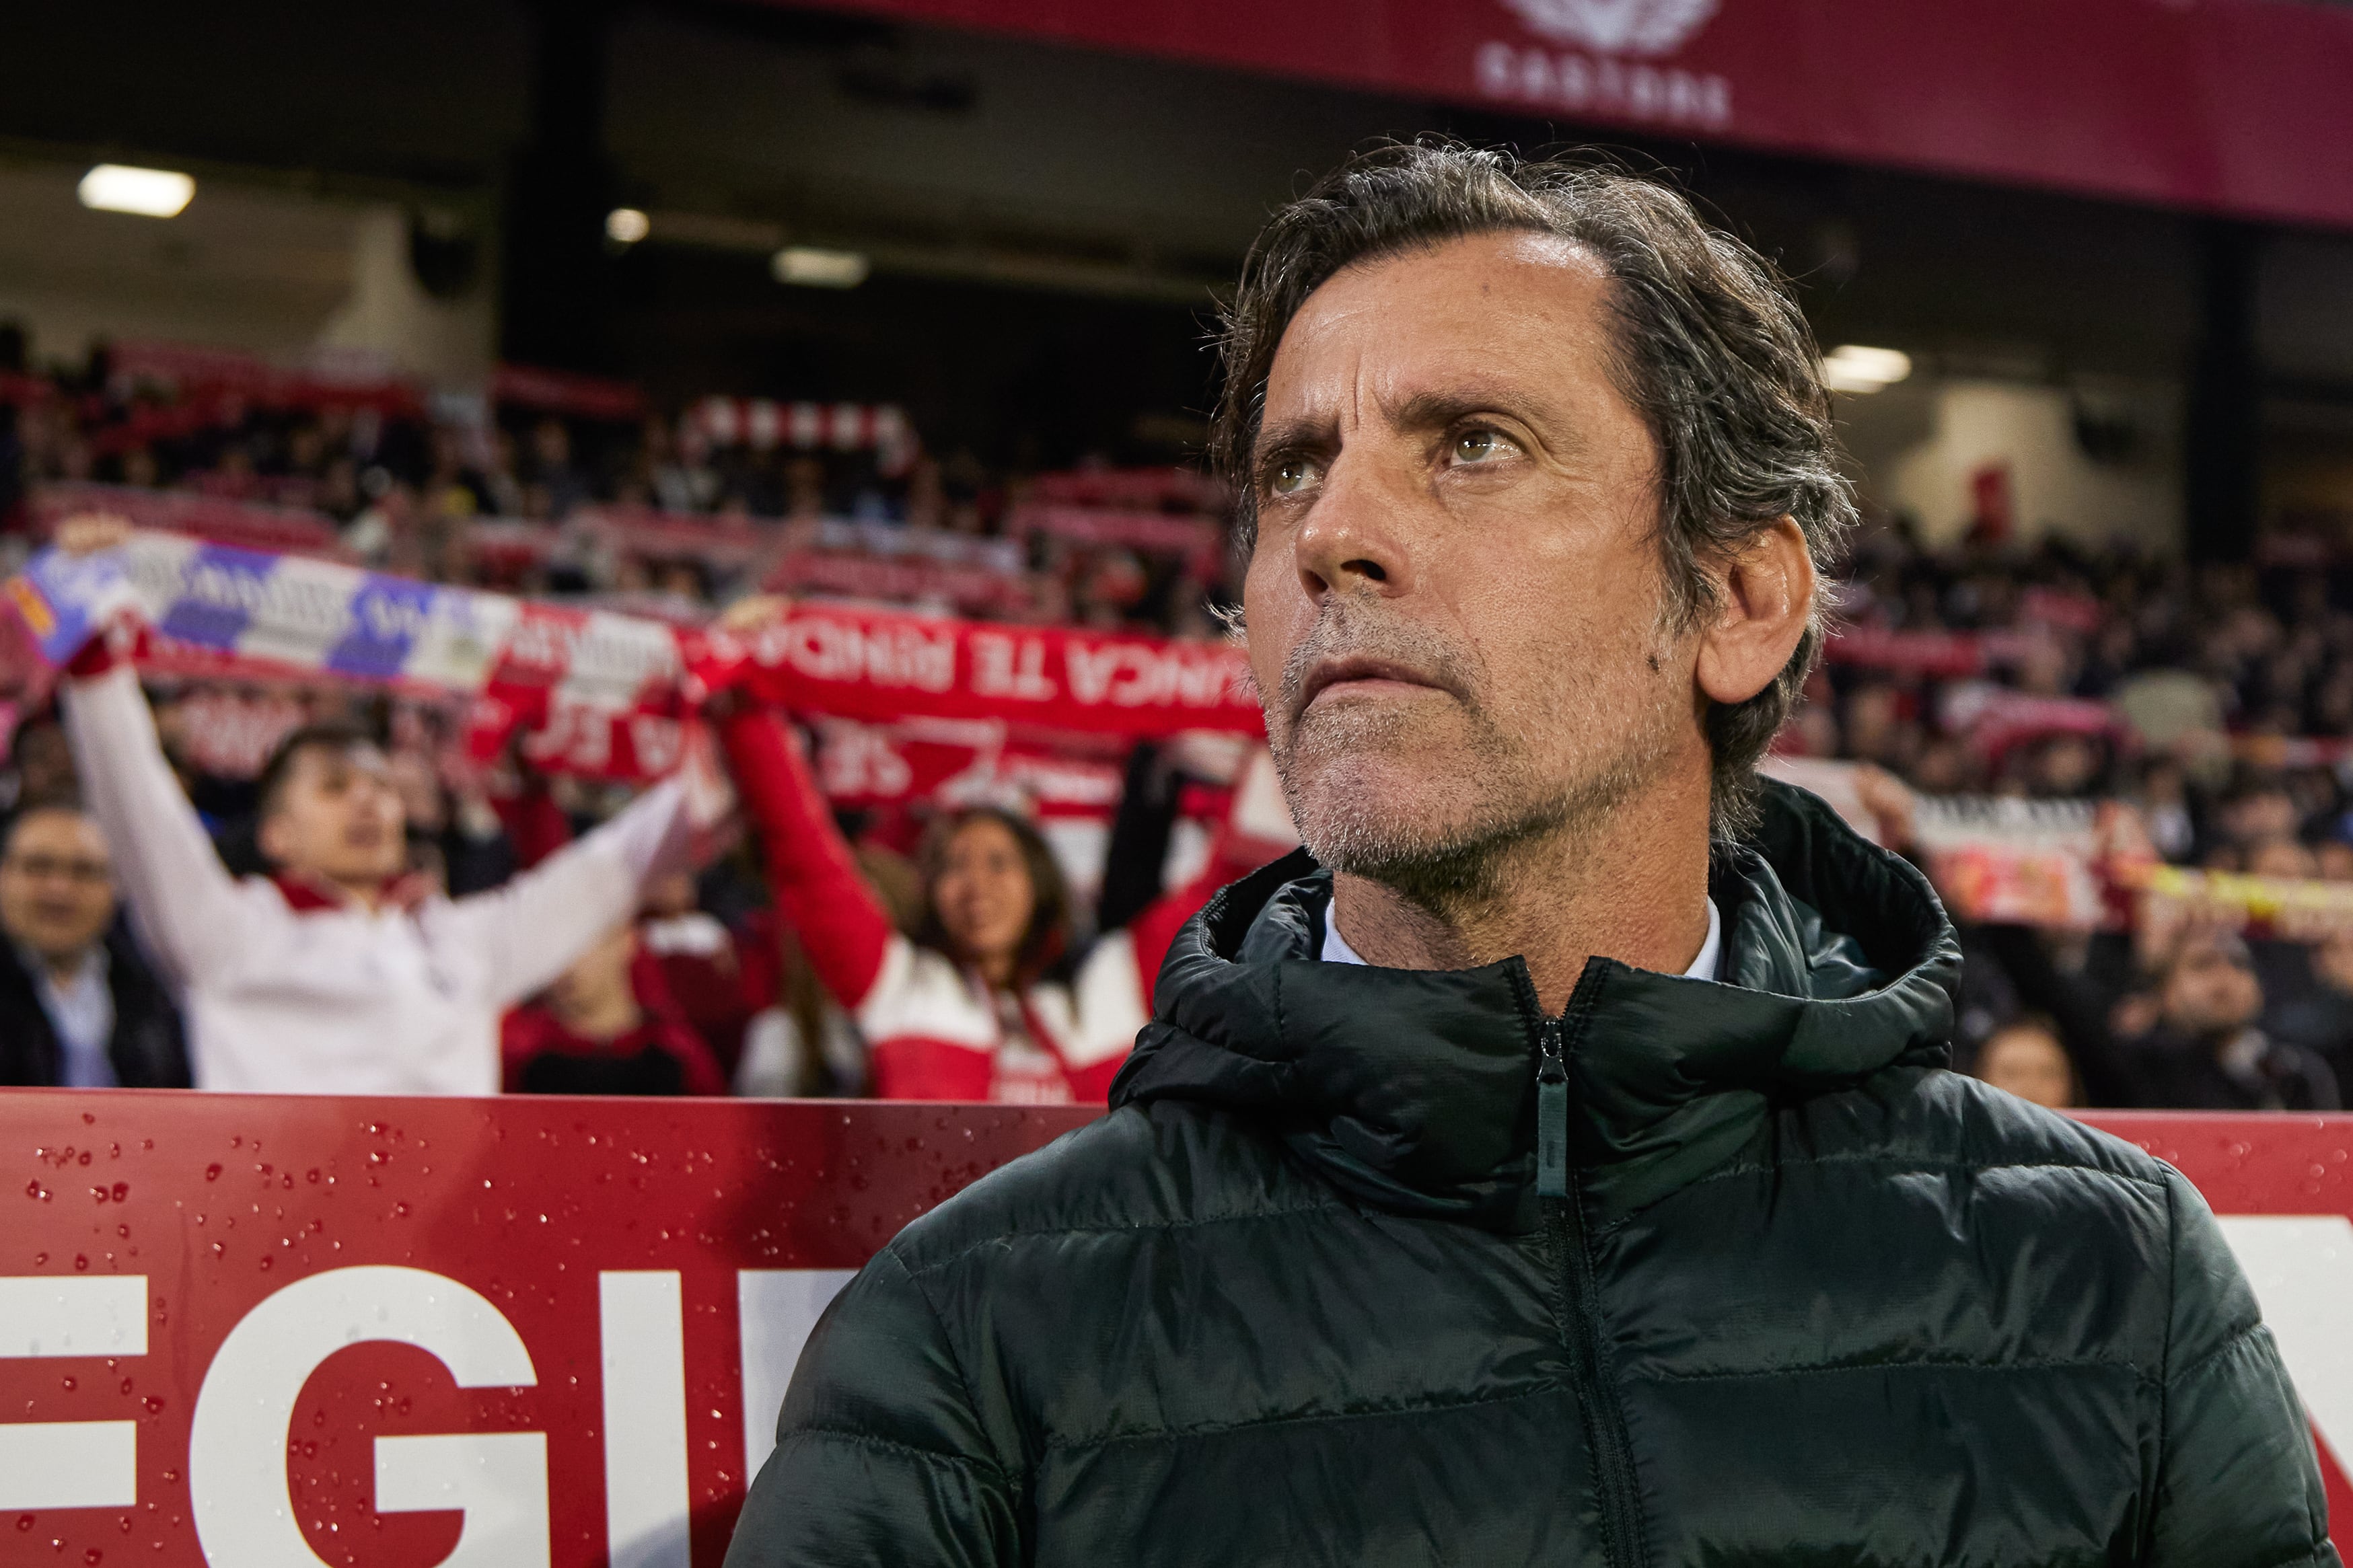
[1385,383,1571,437]
[1251,413,1337,464]
[1251,381,1578,471]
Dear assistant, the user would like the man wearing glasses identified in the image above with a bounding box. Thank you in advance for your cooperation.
[0,802,188,1088]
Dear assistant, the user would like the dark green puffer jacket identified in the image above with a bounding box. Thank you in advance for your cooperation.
[727,782,2335,1567]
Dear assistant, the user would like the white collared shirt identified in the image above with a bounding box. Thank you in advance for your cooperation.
[23,942,116,1088]
[1322,895,1723,981]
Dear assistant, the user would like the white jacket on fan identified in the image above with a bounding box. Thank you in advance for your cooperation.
[62,664,698,1096]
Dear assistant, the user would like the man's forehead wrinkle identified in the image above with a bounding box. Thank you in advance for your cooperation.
[1254,336,1368,463]
[1256,373,1428,462]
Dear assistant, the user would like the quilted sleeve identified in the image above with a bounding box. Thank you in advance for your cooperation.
[724,1246,1019,1568]
[2150,1171,2339,1567]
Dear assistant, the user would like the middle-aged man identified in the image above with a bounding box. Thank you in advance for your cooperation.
[0,801,188,1088]
[727,143,2332,1566]
[2127,929,2339,1111]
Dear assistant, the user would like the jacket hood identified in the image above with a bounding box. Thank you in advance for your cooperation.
[1110,778,1961,1232]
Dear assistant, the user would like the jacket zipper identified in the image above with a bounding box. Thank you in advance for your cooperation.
[1537,1009,1649,1568]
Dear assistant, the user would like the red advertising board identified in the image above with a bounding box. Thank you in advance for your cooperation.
[1,1093,2348,1564]
[809,0,2353,233]
[0,1090,1091,1567]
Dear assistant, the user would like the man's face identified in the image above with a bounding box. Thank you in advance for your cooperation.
[0,809,117,962]
[2161,935,2264,1037]
[259,743,408,890]
[1242,231,1702,902]
[1977,1024,2075,1109]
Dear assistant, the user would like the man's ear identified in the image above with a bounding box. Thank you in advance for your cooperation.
[1694,517,1815,706]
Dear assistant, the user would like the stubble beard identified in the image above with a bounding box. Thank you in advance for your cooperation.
[1266,605,1681,922]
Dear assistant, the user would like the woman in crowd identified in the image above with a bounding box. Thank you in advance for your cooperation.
[715,710,1145,1103]
[710,602,1150,1102]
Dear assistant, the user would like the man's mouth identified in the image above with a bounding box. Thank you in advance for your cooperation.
[1297,655,1451,714]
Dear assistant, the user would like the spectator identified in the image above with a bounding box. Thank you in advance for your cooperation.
[2122,929,2340,1111]
[2266,928,2353,1083]
[2126,755,2198,862]
[55,510,716,1094]
[721,696,1134,1101]
[501,923,725,1095]
[2245,835,2319,881]
[2216,781,2301,859]
[713,593,1167,1100]
[637,869,760,1076]
[529,417,589,519]
[0,713,79,827]
[0,802,188,1088]
[385,747,515,897]
[1970,1014,2078,1109]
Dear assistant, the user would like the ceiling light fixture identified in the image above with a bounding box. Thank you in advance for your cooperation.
[77,164,195,218]
[1821,344,1914,394]
[605,208,651,244]
[771,246,870,289]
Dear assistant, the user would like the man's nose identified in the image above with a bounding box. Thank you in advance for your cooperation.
[1292,451,1419,603]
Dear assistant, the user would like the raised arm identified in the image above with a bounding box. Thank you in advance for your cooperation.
[717,708,898,1012]
[450,776,698,1010]
[2149,1172,2339,1565]
[59,659,256,988]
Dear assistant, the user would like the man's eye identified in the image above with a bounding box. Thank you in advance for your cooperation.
[1453,429,1509,464]
[1269,457,1321,496]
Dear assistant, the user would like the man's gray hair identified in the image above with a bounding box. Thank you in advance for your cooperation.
[1210,139,1856,838]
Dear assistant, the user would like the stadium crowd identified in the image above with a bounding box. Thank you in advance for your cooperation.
[3,324,2353,1119]
[0,330,1225,636]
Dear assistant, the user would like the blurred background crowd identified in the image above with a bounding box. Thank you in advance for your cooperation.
[7,325,2353,1121]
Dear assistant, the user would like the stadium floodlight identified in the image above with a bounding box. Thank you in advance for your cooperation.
[1821,344,1913,394]
[77,164,195,218]
[772,246,870,289]
[606,207,651,244]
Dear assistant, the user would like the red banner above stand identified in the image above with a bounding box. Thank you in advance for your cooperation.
[809,0,2353,232]
[1,1093,2348,1564]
